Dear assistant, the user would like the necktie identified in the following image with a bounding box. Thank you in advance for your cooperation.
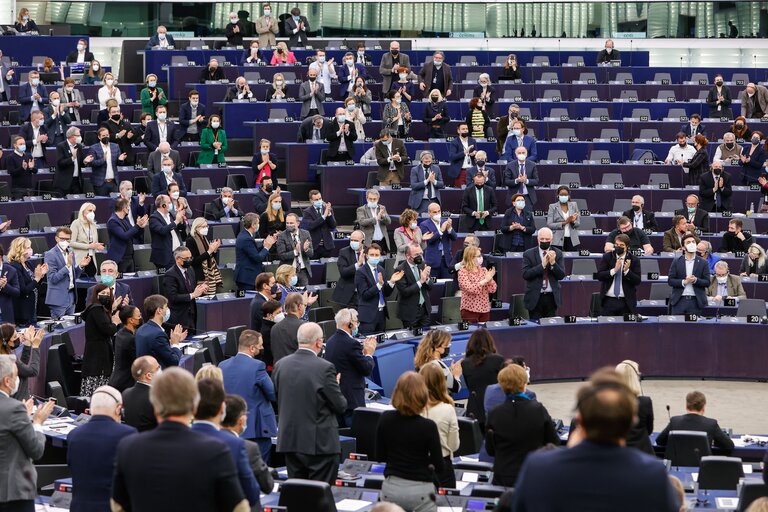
[293,235,301,271]
[185,269,194,292]
[541,252,549,291]
[373,266,384,307]
[613,259,622,297]
[314,128,320,140]
[477,188,485,225]
[412,265,424,305]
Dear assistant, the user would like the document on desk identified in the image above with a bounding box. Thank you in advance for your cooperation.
[715,497,739,510]
[336,499,372,511]
[437,507,463,512]
[365,402,394,411]
[461,472,479,483]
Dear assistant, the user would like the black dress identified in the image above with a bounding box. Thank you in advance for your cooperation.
[81,303,118,396]
[625,395,655,455]
[461,353,505,428]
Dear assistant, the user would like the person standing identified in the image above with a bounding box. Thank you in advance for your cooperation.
[255,5,278,47]
[596,234,642,316]
[668,233,710,316]
[522,228,566,320]
[81,284,121,396]
[45,227,89,319]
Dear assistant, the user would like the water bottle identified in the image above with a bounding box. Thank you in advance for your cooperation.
[747,202,754,217]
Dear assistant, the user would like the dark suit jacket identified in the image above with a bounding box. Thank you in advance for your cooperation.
[503,160,538,206]
[699,171,733,212]
[485,397,560,486]
[596,48,621,64]
[326,119,358,159]
[178,101,207,134]
[355,263,395,324]
[10,261,40,327]
[668,255,710,309]
[249,292,268,332]
[284,16,310,48]
[7,151,37,191]
[626,396,655,455]
[656,413,734,450]
[513,440,679,512]
[622,209,659,231]
[502,134,538,162]
[135,320,181,369]
[298,117,330,142]
[66,50,95,64]
[706,85,733,118]
[42,106,72,144]
[324,330,374,412]
[88,142,122,187]
[447,136,477,179]
[145,34,176,50]
[199,67,225,82]
[374,138,408,181]
[146,149,181,177]
[276,228,313,276]
[418,62,453,96]
[121,382,158,431]
[420,218,457,269]
[162,265,198,332]
[112,420,246,511]
[54,140,87,194]
[500,207,536,251]
[143,121,179,152]
[234,229,270,288]
[0,264,19,324]
[18,82,48,122]
[18,123,48,158]
[100,118,136,158]
[220,353,277,439]
[674,208,711,232]
[461,185,497,233]
[108,327,137,392]
[332,246,361,305]
[522,246,566,311]
[408,164,445,210]
[273,349,347,455]
[596,251,642,313]
[301,204,336,251]
[206,197,242,220]
[149,211,178,268]
[66,415,137,512]
[106,214,142,262]
[243,438,274,492]
[270,314,304,363]
[395,260,432,325]
[465,165,496,189]
[681,123,706,138]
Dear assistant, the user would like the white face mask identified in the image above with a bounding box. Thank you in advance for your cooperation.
[170,191,180,200]
[106,79,114,86]
[516,154,526,161]
[58,240,70,251]
[52,99,60,106]
[432,214,441,223]
[274,312,286,323]
[162,166,173,175]
[716,276,728,284]
[685,243,697,253]
[199,227,209,237]
[85,211,95,222]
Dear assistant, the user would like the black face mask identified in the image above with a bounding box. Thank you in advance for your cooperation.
[391,50,399,56]
[476,161,486,167]
[100,137,110,145]
[475,183,484,190]
[713,169,722,176]
[412,255,423,265]
[615,246,625,256]
[270,283,282,301]
[736,123,744,129]
[98,295,112,308]
[678,142,686,147]
[181,259,192,269]
[110,114,121,121]
[632,204,641,212]
[264,184,273,193]
[725,142,735,149]
[460,132,468,138]
[539,242,551,250]
[716,81,724,86]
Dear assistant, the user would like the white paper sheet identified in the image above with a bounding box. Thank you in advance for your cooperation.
[336,499,372,511]
[461,472,479,483]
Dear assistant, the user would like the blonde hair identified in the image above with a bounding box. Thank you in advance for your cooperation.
[275,264,296,286]
[498,364,528,394]
[190,217,208,237]
[194,364,223,383]
[272,73,284,88]
[103,72,115,84]
[8,237,31,263]
[746,497,768,512]
[79,202,96,223]
[419,363,453,406]
[266,191,285,223]
[17,8,29,23]
[615,360,642,396]
[414,329,451,369]
[275,42,289,54]
[428,89,444,102]
[462,246,481,272]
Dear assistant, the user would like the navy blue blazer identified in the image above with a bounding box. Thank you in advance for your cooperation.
[465,165,497,189]
[500,207,536,251]
[145,34,176,50]
[190,422,260,507]
[668,254,710,309]
[447,136,477,179]
[408,164,445,210]
[301,204,337,252]
[521,246,566,311]
[419,218,457,269]
[249,292,267,332]
[7,151,38,191]
[0,263,20,324]
[105,214,142,263]
[681,123,706,138]
[149,211,178,268]
[178,101,207,133]
[513,440,679,511]
[220,353,277,439]
[337,63,367,97]
[85,281,134,306]
[18,82,49,122]
[502,134,538,162]
[503,160,539,206]
[150,171,186,197]
[128,196,148,243]
[135,320,181,368]
[88,142,122,187]
[67,415,137,512]
[143,121,179,152]
[324,329,374,411]
[9,261,39,326]
[18,123,48,155]
[354,263,395,324]
[234,229,269,288]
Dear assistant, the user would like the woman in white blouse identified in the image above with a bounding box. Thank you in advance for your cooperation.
[69,202,103,276]
[546,184,581,251]
[97,72,122,110]
[343,96,366,140]
[419,363,460,489]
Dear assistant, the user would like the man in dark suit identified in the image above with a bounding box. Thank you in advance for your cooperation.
[7,135,37,199]
[101,105,137,165]
[375,130,409,185]
[668,232,710,316]
[408,152,445,214]
[622,194,658,231]
[149,195,185,271]
[500,197,536,253]
[285,7,309,48]
[596,234,642,316]
[674,194,711,233]
[681,114,706,138]
[122,356,161,432]
[65,39,95,64]
[332,230,365,308]
[461,172,497,233]
[18,71,48,122]
[503,145,538,209]
[111,368,249,512]
[355,243,403,334]
[273,322,347,485]
[323,309,376,427]
[106,198,148,274]
[135,294,188,368]
[502,119,538,162]
[143,105,179,152]
[42,91,72,146]
[150,163,187,198]
[656,391,734,451]
[19,111,49,169]
[109,306,142,392]
[85,260,134,306]
[178,90,206,142]
[221,395,274,495]
[220,330,277,463]
[205,187,243,220]
[89,126,126,196]
[420,202,457,279]
[67,385,137,511]
[326,107,357,162]
[162,247,209,333]
[603,216,654,256]
[465,150,496,188]
[396,244,432,329]
[252,177,288,215]
[0,51,15,103]
[235,213,275,292]
[446,123,477,187]
[276,213,313,287]
[298,115,330,143]
[146,142,181,177]
[191,378,261,509]
[513,368,679,511]
[198,58,225,82]
[699,161,733,213]
[720,218,753,253]
[55,127,93,197]
[378,41,411,94]
[522,228,566,320]
[301,190,336,259]
[596,39,620,64]
[270,293,306,363]
[418,51,453,98]
[145,25,176,50]
[249,272,275,332]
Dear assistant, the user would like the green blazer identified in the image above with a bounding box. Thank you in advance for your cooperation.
[140,87,168,117]
[198,128,228,164]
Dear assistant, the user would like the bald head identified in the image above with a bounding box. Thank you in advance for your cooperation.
[90,385,123,421]
[131,355,160,383]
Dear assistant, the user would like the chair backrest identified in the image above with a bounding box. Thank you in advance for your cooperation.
[558,172,581,187]
[574,198,589,212]
[211,224,236,240]
[46,344,77,397]
[318,320,336,340]
[503,89,522,100]
[653,72,672,83]
[441,296,462,324]
[532,55,549,66]
[510,294,529,320]
[465,71,481,83]
[620,90,638,101]
[456,417,483,456]
[269,108,288,120]
[545,149,568,163]
[663,430,711,466]
[599,128,620,140]
[612,198,632,212]
[638,129,660,141]
[689,72,708,84]
[588,150,611,163]
[190,177,213,193]
[568,56,585,66]
[308,306,335,323]
[571,259,597,277]
[647,174,669,187]
[201,337,224,366]
[741,218,756,234]
[540,74,559,84]
[641,258,661,276]
[649,282,672,300]
[601,173,624,185]
[365,171,378,189]
[26,213,51,231]
[589,107,609,119]
[548,108,569,119]
[278,479,336,512]
[578,72,596,82]
[660,199,682,213]
[170,55,189,66]
[736,298,767,317]
[243,71,261,82]
[225,325,246,358]
[350,407,385,458]
[46,381,68,405]
[226,174,248,191]
[29,236,49,255]
[460,55,477,65]
[667,108,687,119]
[737,480,768,512]
[555,128,575,140]
[698,456,744,490]
[192,348,212,374]
[576,216,596,231]
[578,89,599,100]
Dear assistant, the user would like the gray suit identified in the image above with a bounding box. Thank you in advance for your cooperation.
[0,392,46,503]
[146,149,181,176]
[254,15,278,47]
[741,85,768,119]
[272,348,347,484]
[270,313,305,364]
[57,87,85,123]
[298,80,326,119]
[546,201,581,248]
[355,204,392,250]
[379,51,412,94]
[276,228,314,282]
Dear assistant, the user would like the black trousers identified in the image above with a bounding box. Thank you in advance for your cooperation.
[360,310,386,334]
[118,251,135,274]
[529,292,557,320]
[371,237,390,254]
[601,296,631,316]
[402,303,431,329]
[314,245,332,259]
[0,501,35,512]
[434,456,456,489]
[285,452,339,486]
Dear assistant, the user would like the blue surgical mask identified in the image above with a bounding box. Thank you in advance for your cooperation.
[289,275,298,286]
[211,122,220,129]
[162,308,170,322]
[293,15,300,22]
[515,200,526,209]
[313,200,323,209]
[368,256,381,266]
[350,241,361,251]
[17,144,26,153]
[409,222,417,230]
[100,274,115,287]
[318,56,326,63]
[260,149,269,154]
[157,113,167,121]
[148,81,157,88]
[351,325,359,337]
[271,202,281,211]
[687,206,696,213]
[346,104,356,112]
[559,195,569,204]
[31,78,39,86]
[395,98,402,104]
[367,201,378,209]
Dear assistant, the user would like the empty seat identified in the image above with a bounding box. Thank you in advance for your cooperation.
[459,55,478,66]
[652,72,672,83]
[601,173,624,185]
[269,108,288,120]
[577,216,596,231]
[190,177,213,193]
[612,198,632,212]
[614,72,634,83]
[656,89,676,101]
[741,218,756,233]
[637,128,660,141]
[224,326,246,358]
[465,72,481,84]
[568,56,585,66]
[558,173,581,186]
[441,296,462,324]
[540,72,559,83]
[26,213,51,231]
[629,108,651,120]
[649,283,672,300]
[574,198,589,211]
[589,107,609,119]
[619,90,638,101]
[571,259,597,276]
[281,71,297,82]
[542,89,563,101]
[170,55,189,66]
[218,247,236,265]
[546,149,568,163]
[210,224,236,240]
[697,90,710,101]
[660,199,682,212]
[599,128,620,140]
[495,55,509,65]
[577,72,596,83]
[648,173,670,186]
[350,407,385,457]
[586,150,611,163]
[502,89,523,100]
[697,456,744,490]
[279,479,336,512]
[243,71,261,82]
[226,174,248,191]
[730,72,750,85]
[642,259,660,277]
[689,72,708,84]
[666,108,688,119]
[463,89,475,100]
[555,128,576,140]
[736,299,767,317]
[547,108,569,120]
[578,89,599,100]
[663,430,711,466]
[532,56,550,66]
[456,417,483,456]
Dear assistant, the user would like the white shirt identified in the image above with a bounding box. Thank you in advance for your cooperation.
[309,61,335,95]
[98,86,122,109]
[32,127,43,158]
[77,51,86,64]
[71,144,80,177]
[370,206,384,241]
[606,256,627,298]
[158,122,168,143]
[632,210,644,229]
[461,138,471,168]
[161,211,181,250]
[682,256,696,296]
[666,144,696,164]
[292,233,305,270]
[102,143,114,180]
[62,248,75,290]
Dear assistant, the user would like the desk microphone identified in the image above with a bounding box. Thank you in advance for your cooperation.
[665,405,678,471]
[427,463,452,510]
[666,404,671,421]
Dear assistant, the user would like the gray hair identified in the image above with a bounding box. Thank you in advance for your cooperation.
[221,187,234,195]
[475,150,487,160]
[465,235,480,247]
[632,194,645,205]
[714,260,729,272]
[698,240,712,254]
[90,385,122,413]
[0,355,16,382]
[173,246,190,259]
[366,188,380,199]
[66,127,80,138]
[242,212,259,230]
[161,156,173,165]
[100,259,118,271]
[433,51,445,58]
[297,322,323,346]
[419,151,433,161]
[334,308,359,328]
[119,180,132,192]
[723,131,736,141]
